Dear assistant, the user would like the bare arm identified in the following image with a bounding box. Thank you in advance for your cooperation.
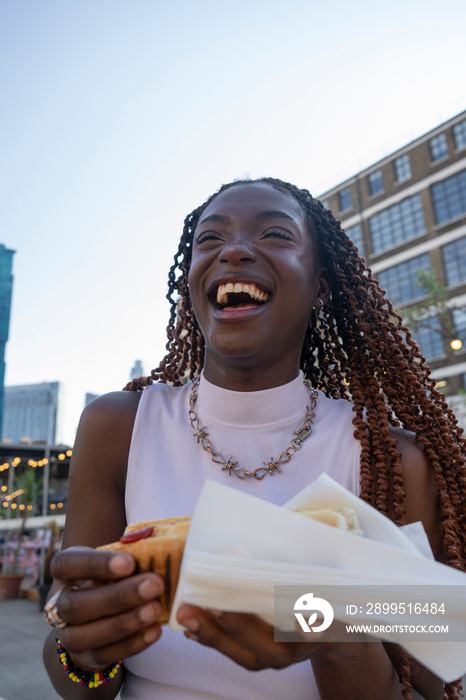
[43,391,165,700]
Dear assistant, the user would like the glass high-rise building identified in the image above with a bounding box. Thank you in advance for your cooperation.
[0,244,15,430]
[1,381,61,444]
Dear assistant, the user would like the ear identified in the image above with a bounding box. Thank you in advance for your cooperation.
[316,268,330,304]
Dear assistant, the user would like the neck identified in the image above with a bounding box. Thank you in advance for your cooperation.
[202,356,302,392]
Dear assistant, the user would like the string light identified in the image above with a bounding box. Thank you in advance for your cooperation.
[0,450,72,516]
[3,489,25,502]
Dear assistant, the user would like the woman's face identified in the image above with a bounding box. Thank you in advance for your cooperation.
[188,182,328,385]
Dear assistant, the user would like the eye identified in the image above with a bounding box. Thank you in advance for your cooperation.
[260,228,293,241]
[194,231,222,244]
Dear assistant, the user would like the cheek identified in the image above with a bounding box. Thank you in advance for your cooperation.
[187,256,201,298]
[286,249,318,292]
[187,264,206,324]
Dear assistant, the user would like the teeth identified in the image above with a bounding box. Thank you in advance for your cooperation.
[216,282,270,306]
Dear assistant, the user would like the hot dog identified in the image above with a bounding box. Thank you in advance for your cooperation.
[98,506,362,624]
[97,516,191,624]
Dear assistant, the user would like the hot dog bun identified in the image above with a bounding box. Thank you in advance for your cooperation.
[296,506,364,536]
[97,516,191,624]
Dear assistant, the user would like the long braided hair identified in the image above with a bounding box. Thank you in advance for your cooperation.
[125,177,466,699]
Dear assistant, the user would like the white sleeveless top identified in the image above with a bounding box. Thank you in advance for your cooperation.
[122,372,361,700]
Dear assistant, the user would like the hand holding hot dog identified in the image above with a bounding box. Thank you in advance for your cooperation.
[48,546,164,672]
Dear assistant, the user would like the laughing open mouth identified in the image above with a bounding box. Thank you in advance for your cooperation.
[213,282,271,310]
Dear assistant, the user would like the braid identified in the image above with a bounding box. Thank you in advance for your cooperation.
[124,177,465,698]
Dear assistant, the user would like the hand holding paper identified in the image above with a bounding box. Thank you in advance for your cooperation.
[170,474,466,683]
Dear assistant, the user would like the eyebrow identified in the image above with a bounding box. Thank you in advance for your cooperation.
[198,210,297,225]
[255,210,296,222]
[198,214,230,225]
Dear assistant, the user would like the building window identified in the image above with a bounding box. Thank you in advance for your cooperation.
[376,253,430,305]
[394,154,411,182]
[321,199,330,211]
[452,309,466,346]
[369,194,426,254]
[339,187,352,212]
[442,237,466,287]
[431,169,466,225]
[412,316,445,359]
[453,120,466,151]
[368,170,383,196]
[345,223,364,256]
[430,133,448,162]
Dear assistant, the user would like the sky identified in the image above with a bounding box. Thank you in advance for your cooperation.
[1,0,466,445]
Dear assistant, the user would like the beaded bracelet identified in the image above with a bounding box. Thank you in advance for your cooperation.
[56,637,122,688]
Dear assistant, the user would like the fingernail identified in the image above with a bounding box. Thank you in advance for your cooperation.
[138,578,160,599]
[109,553,133,576]
[140,604,158,623]
[180,617,199,633]
[207,608,223,618]
[144,627,160,644]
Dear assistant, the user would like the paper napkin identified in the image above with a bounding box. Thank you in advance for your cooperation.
[169,475,466,682]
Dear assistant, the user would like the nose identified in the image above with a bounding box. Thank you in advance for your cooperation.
[219,238,256,265]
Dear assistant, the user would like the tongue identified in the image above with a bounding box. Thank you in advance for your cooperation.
[220,292,263,310]
[223,303,260,312]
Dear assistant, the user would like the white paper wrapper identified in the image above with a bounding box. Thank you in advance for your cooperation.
[169,475,466,683]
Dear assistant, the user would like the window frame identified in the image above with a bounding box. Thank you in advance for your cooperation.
[430,133,449,162]
[369,194,426,254]
[345,223,364,256]
[394,154,412,183]
[453,120,466,151]
[376,253,431,305]
[431,169,466,226]
[442,236,466,287]
[368,169,384,196]
[339,187,352,212]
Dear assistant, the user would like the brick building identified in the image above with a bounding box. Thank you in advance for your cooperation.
[319,110,466,414]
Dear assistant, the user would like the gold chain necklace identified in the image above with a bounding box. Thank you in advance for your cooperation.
[188,377,318,481]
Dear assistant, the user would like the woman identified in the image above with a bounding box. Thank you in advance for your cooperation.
[43,178,465,700]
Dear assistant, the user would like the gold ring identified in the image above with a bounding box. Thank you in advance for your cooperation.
[44,589,67,629]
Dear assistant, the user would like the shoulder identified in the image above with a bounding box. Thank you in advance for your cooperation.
[76,383,186,461]
[388,426,441,560]
[81,389,138,427]
[82,389,143,421]
[71,391,143,495]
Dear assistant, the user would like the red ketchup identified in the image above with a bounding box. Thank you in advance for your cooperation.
[120,526,154,544]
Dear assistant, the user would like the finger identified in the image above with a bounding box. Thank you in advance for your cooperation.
[57,573,164,625]
[177,606,262,671]
[207,609,313,668]
[60,598,163,655]
[51,546,136,583]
